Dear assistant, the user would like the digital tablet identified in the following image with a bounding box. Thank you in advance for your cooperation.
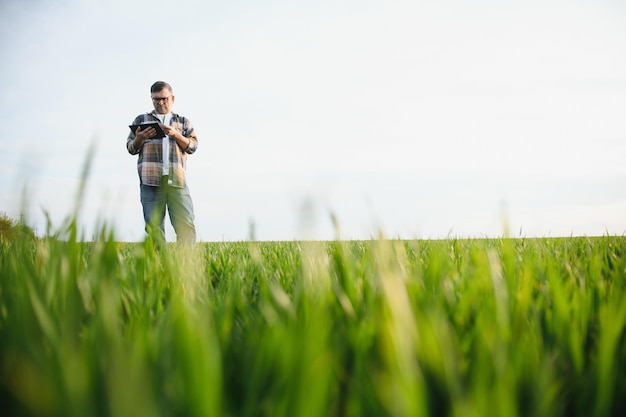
[129,122,166,139]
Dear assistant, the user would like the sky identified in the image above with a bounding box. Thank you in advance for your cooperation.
[1,0,625,241]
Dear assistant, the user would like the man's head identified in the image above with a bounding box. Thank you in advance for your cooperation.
[150,81,175,114]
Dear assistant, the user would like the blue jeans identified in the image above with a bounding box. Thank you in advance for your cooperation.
[140,179,196,244]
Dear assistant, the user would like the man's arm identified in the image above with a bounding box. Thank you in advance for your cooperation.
[127,115,157,154]
[128,126,156,154]
[162,125,197,153]
[163,116,198,154]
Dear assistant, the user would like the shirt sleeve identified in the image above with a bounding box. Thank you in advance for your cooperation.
[127,115,145,155]
[182,117,198,154]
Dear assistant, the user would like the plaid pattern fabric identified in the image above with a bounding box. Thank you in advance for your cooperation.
[127,111,198,187]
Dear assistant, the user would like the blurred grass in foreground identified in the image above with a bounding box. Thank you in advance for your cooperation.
[1,215,625,416]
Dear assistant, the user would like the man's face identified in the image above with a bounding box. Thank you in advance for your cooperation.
[151,89,175,114]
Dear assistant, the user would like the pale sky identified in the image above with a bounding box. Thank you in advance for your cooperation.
[1,0,625,241]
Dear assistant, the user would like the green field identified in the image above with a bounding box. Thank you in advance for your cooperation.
[1,217,626,416]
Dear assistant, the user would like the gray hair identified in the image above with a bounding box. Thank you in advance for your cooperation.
[150,81,173,94]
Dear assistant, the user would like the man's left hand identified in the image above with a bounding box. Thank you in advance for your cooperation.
[162,125,179,139]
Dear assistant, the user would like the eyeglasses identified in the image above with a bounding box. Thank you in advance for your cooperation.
[152,96,171,102]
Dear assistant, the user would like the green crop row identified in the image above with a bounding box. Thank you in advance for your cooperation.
[1,223,625,416]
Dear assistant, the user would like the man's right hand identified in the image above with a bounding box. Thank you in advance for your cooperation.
[135,126,156,143]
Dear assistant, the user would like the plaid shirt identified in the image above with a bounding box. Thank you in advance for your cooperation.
[127,111,198,188]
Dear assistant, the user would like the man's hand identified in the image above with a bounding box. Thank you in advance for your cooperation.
[162,125,191,150]
[135,125,156,142]
[162,124,179,140]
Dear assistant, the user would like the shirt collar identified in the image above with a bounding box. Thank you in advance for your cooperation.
[148,110,178,119]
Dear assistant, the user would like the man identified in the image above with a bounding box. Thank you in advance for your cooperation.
[127,81,198,244]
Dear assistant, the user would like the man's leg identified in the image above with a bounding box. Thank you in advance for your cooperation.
[167,184,196,244]
[140,184,167,245]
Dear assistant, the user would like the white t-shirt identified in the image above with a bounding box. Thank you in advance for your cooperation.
[156,113,172,176]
